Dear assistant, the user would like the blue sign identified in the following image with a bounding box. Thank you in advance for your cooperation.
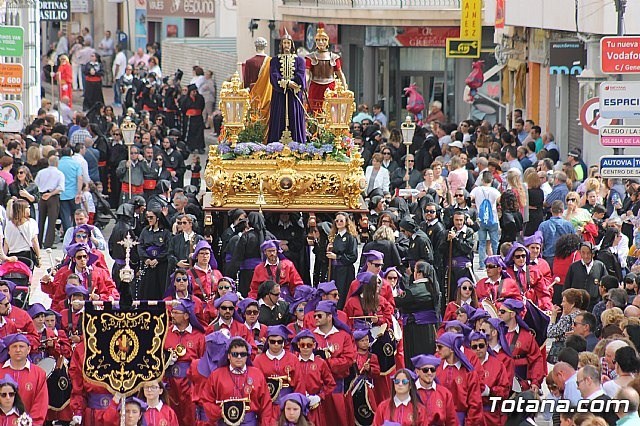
[600,155,640,178]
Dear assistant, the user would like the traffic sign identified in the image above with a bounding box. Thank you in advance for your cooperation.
[579,97,616,135]
[601,36,640,74]
[0,26,24,57]
[0,64,23,95]
[600,126,640,147]
[600,156,640,178]
[0,101,23,133]
[600,81,640,119]
[446,38,480,58]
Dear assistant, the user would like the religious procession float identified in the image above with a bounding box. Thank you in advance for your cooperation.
[204,26,366,213]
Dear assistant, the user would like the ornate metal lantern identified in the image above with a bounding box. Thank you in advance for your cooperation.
[322,79,355,145]
[219,72,251,147]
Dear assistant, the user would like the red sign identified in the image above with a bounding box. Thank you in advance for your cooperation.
[601,36,640,74]
[393,27,460,47]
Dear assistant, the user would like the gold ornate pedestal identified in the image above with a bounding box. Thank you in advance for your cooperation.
[204,147,366,211]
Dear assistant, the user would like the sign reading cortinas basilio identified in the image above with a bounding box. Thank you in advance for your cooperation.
[83,305,169,396]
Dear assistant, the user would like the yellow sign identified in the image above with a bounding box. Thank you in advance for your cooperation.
[446,38,480,58]
[461,0,482,40]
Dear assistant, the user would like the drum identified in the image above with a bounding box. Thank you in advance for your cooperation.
[36,357,57,378]
[370,327,397,375]
[481,299,499,318]
[48,364,72,411]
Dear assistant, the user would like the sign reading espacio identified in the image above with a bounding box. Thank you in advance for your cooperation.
[600,82,640,119]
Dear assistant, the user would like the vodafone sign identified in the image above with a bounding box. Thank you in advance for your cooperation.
[601,36,640,74]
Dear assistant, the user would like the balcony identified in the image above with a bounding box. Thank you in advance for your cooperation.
[279,0,462,26]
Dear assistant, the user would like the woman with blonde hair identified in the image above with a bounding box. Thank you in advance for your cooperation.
[506,168,527,214]
[360,225,402,272]
[56,54,73,106]
[4,199,40,267]
[25,145,42,176]
[431,160,449,205]
[563,191,592,231]
[327,212,358,308]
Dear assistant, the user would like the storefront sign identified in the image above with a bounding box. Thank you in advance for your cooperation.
[147,0,214,18]
[600,156,640,178]
[600,81,640,119]
[549,41,585,75]
[528,29,547,64]
[40,0,71,21]
[461,0,482,40]
[600,126,640,147]
[0,101,23,133]
[0,64,23,95]
[601,36,640,74]
[365,27,459,47]
[71,0,90,13]
[446,38,479,58]
[0,26,23,57]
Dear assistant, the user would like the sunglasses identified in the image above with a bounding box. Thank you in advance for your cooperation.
[155,158,163,161]
[230,351,248,358]
[425,209,436,214]
[296,307,305,312]
[513,254,527,259]
[383,152,391,155]
[270,292,281,297]
[393,378,410,385]
[567,198,577,202]
[461,286,473,291]
[75,255,88,260]
[75,234,88,239]
[218,285,231,290]
[297,342,314,349]
[245,309,259,315]
[420,367,436,373]
[498,309,510,314]
[0,392,15,398]
[471,343,486,350]
[371,263,383,268]
[17,171,25,175]
[314,313,325,319]
[219,306,234,311]
[486,264,500,269]
[178,221,191,225]
[455,194,465,197]
[175,276,188,282]
[268,339,284,345]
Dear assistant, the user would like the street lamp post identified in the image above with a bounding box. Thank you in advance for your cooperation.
[120,118,137,200]
[400,115,416,189]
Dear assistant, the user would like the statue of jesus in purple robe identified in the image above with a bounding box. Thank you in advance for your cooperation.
[267,35,307,144]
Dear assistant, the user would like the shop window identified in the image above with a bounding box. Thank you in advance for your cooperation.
[185,19,199,37]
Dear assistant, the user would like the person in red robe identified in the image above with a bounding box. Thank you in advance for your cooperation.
[347,251,396,309]
[524,231,554,290]
[140,380,179,426]
[56,55,73,105]
[372,368,427,426]
[0,281,38,349]
[312,300,356,426]
[479,317,515,392]
[46,243,119,312]
[60,283,88,348]
[187,240,224,302]
[205,293,258,355]
[443,277,480,322]
[249,239,303,303]
[503,243,553,311]
[411,354,457,426]
[188,331,229,426]
[470,331,511,426]
[351,329,381,418]
[290,329,336,426]
[0,293,17,339]
[475,256,517,307]
[498,299,545,394]
[278,393,314,425]
[0,333,48,425]
[163,269,206,326]
[0,374,28,424]
[65,224,110,272]
[440,320,482,371]
[28,304,70,366]
[102,396,149,426]
[201,337,275,425]
[435,332,484,426]
[302,281,349,329]
[253,325,298,419]
[69,341,112,426]
[238,298,268,354]
[163,299,205,426]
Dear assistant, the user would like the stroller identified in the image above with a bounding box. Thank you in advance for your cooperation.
[0,258,33,308]
[93,190,117,229]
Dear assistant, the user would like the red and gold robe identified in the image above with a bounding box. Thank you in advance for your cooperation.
[372,397,427,426]
[0,361,48,425]
[416,382,458,426]
[435,361,484,426]
[292,355,336,426]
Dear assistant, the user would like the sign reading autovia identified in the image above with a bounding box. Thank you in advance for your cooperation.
[600,156,640,178]
[600,81,640,119]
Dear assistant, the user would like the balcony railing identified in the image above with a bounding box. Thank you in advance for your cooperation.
[282,0,461,8]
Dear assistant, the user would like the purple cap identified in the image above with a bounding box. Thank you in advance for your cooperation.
[469,331,488,342]
[191,240,218,270]
[4,333,30,348]
[393,368,418,382]
[27,303,47,319]
[279,393,310,417]
[382,267,400,279]
[172,300,205,333]
[305,282,335,314]
[457,277,475,288]
[214,292,239,309]
[457,304,476,319]
[266,325,291,340]
[73,224,95,247]
[197,331,230,377]
[411,354,441,369]
[289,285,316,314]
[362,250,384,262]
[353,329,371,341]
[485,256,510,278]
[356,271,376,284]
[219,277,236,288]
[445,320,472,337]
[436,332,474,371]
[67,243,98,266]
[237,298,258,316]
[65,284,89,298]
[500,299,530,331]
[291,329,316,348]
[0,374,17,388]
[315,301,351,333]
[260,240,281,252]
[317,281,338,295]
[485,318,513,357]
[504,243,530,266]
[523,231,543,247]
[123,397,148,413]
[468,308,490,325]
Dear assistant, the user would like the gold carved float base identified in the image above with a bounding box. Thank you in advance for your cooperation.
[204,147,366,211]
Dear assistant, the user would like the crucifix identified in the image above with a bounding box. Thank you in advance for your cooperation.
[118,233,138,284]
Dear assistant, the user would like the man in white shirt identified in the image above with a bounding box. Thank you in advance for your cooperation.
[97,30,115,86]
[72,143,91,185]
[112,43,127,107]
[54,30,68,58]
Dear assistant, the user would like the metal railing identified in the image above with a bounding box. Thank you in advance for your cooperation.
[282,0,461,8]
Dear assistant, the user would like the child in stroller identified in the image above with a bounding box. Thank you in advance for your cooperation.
[91,182,116,229]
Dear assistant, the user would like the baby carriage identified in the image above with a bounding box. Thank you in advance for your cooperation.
[93,190,117,229]
[0,258,33,308]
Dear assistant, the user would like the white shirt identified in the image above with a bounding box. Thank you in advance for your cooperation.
[299,354,315,362]
[313,326,339,338]
[442,360,462,369]
[171,324,193,334]
[3,359,31,370]
[113,51,127,79]
[586,389,605,400]
[265,350,286,361]
[583,260,594,275]
[415,380,436,391]
[73,153,90,184]
[4,219,38,254]
[470,185,501,221]
[229,365,247,375]
[147,401,164,412]
[393,395,411,407]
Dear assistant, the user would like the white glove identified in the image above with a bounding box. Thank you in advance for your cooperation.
[308,394,321,407]
[71,415,82,425]
[481,385,490,397]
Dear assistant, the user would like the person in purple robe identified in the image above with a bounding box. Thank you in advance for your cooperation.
[267,32,307,144]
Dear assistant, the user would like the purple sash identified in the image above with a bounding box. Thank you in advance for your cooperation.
[456,411,466,425]
[114,259,126,266]
[87,393,112,409]
[167,361,190,378]
[280,286,293,304]
[240,257,262,270]
[225,253,232,263]
[196,405,208,421]
[401,310,439,326]
[451,256,472,268]
[217,412,257,426]
[331,259,344,267]
[146,245,166,258]
[333,378,344,393]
